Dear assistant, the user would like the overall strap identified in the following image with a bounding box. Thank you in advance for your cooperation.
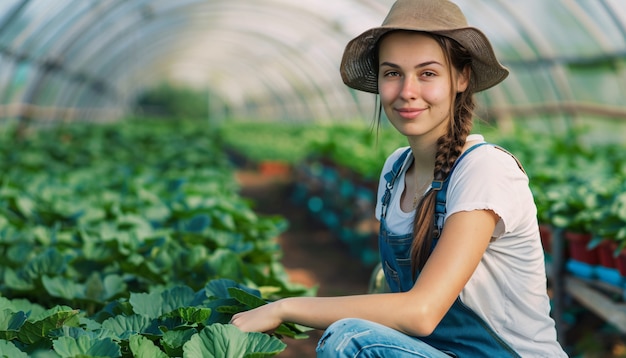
[381,148,412,218]
[433,142,490,237]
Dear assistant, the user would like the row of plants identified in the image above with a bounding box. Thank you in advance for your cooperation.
[0,118,313,357]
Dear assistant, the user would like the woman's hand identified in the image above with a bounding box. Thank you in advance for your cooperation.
[230,300,284,333]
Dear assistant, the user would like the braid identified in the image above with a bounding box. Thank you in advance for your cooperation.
[410,36,476,277]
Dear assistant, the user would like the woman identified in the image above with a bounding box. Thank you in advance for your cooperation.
[231,0,567,356]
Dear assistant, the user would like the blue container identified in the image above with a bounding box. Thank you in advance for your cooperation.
[594,266,624,287]
[566,259,595,279]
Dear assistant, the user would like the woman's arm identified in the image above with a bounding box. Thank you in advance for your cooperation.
[230,209,498,336]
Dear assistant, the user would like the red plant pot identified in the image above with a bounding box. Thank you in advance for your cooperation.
[597,240,617,269]
[564,231,599,265]
[259,161,291,177]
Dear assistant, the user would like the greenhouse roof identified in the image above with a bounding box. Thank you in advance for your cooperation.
[0,0,625,124]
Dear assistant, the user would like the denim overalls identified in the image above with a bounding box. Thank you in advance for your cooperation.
[379,142,521,357]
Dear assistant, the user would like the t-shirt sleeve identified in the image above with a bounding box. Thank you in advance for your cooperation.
[445,146,531,239]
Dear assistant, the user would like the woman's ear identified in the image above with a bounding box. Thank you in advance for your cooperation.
[456,65,470,93]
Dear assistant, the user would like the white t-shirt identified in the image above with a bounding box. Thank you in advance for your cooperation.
[374,135,567,357]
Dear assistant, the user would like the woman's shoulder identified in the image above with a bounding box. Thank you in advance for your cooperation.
[459,134,518,164]
[468,142,523,169]
[454,140,527,183]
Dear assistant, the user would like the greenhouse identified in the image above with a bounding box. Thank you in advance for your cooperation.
[1,0,625,357]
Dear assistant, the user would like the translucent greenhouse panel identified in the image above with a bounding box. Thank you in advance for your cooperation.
[618,58,626,93]
[566,60,624,107]
[575,0,626,50]
[38,72,66,106]
[3,61,33,104]
[0,9,29,45]
[27,1,94,58]
[458,0,538,62]
[0,0,23,26]
[604,0,626,41]
[66,1,154,69]
[505,68,564,106]
[1,0,624,125]
[534,1,614,57]
[5,0,73,55]
[0,55,13,102]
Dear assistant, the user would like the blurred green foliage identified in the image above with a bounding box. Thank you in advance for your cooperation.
[134,83,208,119]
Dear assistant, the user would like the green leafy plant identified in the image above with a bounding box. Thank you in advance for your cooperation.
[0,279,311,357]
[0,119,315,356]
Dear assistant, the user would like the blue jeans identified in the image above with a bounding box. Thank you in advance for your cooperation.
[316,318,452,357]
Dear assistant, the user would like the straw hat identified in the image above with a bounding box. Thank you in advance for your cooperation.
[340,0,508,93]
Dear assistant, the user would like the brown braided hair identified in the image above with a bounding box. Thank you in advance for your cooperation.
[408,34,476,277]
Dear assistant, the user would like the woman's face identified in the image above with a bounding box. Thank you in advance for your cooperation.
[378,31,468,141]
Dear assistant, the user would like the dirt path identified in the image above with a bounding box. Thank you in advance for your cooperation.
[236,170,373,357]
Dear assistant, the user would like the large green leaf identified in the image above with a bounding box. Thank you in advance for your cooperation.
[15,196,35,219]
[18,309,80,344]
[101,314,161,340]
[3,267,35,291]
[43,273,128,303]
[213,212,236,231]
[50,326,116,341]
[42,276,84,301]
[226,288,310,340]
[0,309,27,330]
[182,324,285,358]
[227,288,266,309]
[0,298,45,319]
[6,242,37,265]
[52,335,121,358]
[0,309,27,341]
[273,323,311,340]
[204,279,261,301]
[22,248,68,280]
[185,214,212,233]
[206,249,243,280]
[128,334,168,358]
[175,244,209,272]
[0,339,28,357]
[100,275,127,301]
[129,286,195,319]
[164,307,212,325]
[160,328,196,356]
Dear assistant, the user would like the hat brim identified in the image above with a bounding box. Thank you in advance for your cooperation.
[340,26,509,94]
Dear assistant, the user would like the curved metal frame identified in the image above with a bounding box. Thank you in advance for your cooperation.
[0,0,624,124]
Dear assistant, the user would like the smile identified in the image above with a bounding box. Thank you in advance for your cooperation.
[395,107,426,119]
